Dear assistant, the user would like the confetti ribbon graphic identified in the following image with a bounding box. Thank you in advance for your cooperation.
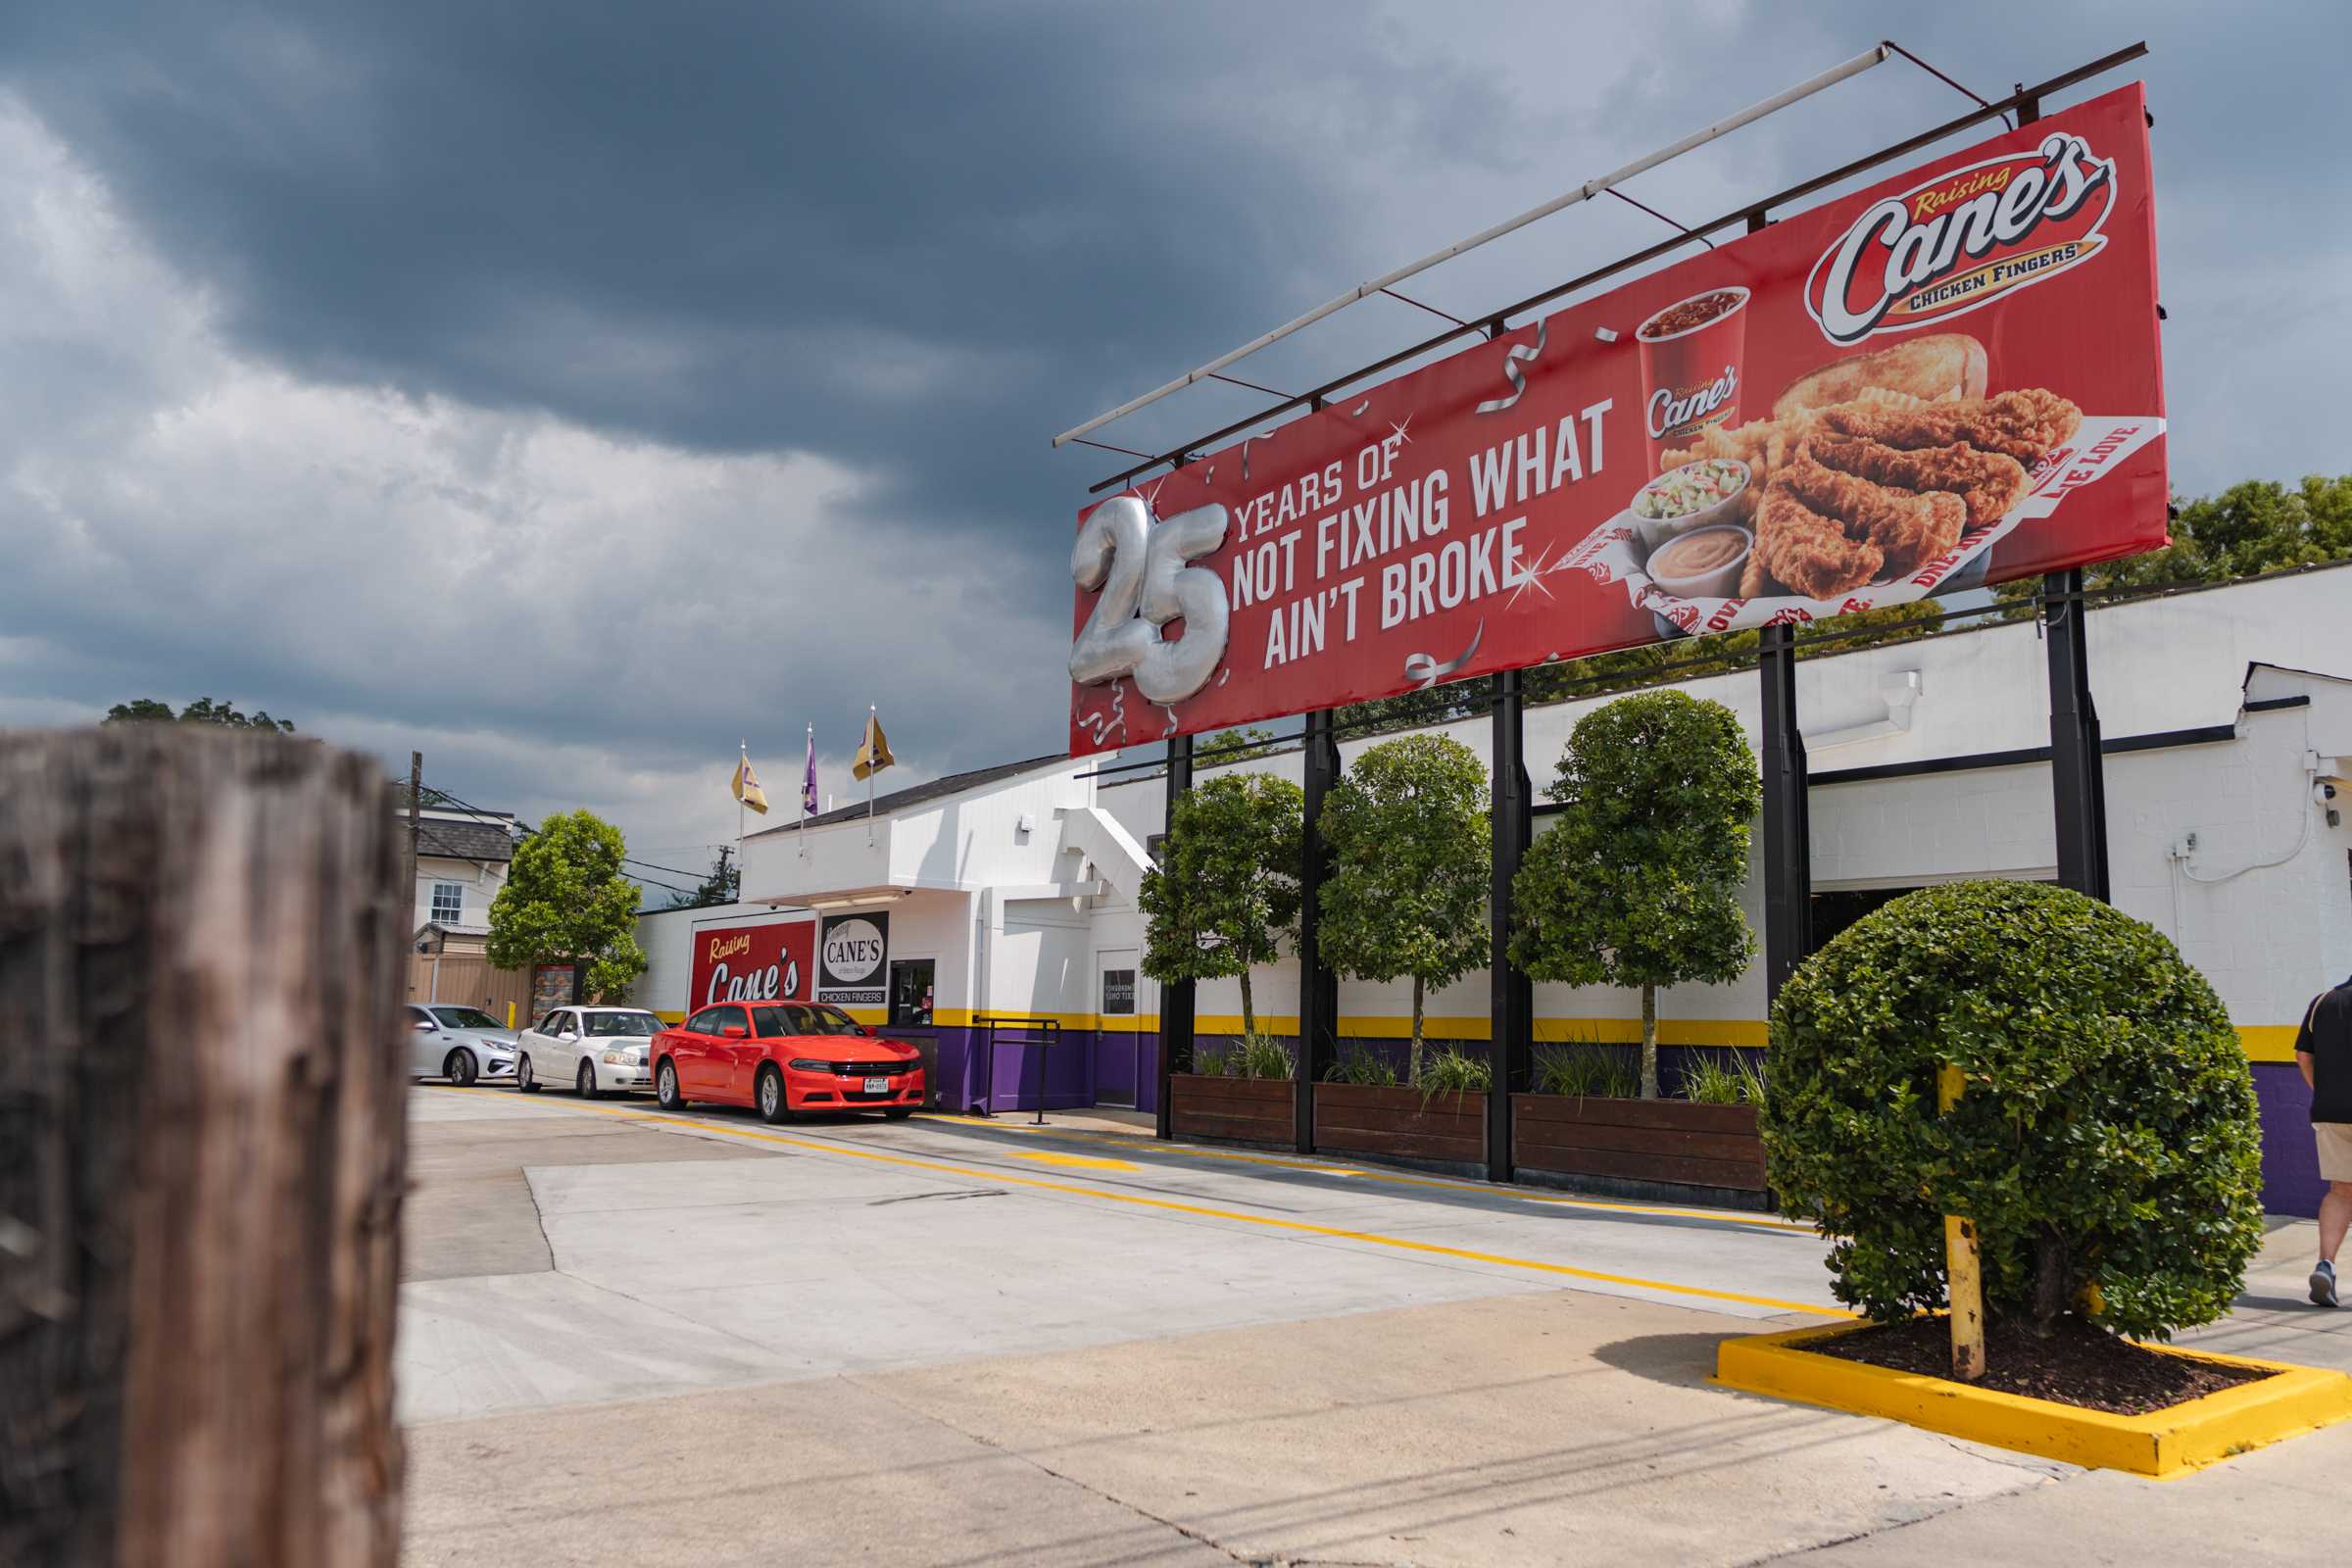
[1075,678,1130,749]
[1403,619,1485,688]
[1474,319,1546,416]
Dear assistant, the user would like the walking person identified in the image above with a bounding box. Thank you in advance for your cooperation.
[2298,974,2352,1307]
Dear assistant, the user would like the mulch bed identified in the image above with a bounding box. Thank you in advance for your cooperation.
[1806,1315,2275,1415]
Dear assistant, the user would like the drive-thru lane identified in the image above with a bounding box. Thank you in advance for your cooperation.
[398,1087,2352,1568]
[400,1085,1843,1425]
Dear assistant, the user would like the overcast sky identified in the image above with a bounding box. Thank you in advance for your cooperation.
[1,2,2341,895]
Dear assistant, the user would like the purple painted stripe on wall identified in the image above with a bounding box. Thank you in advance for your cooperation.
[2255,1062,2322,1219]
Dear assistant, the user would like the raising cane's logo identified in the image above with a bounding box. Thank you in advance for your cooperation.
[1645,365,1738,441]
[1806,131,2118,346]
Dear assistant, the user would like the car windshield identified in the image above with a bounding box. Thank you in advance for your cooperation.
[783,1004,866,1037]
[584,1011,661,1037]
[430,1007,502,1031]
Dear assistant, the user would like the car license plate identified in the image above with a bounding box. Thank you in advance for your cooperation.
[863,1076,890,1095]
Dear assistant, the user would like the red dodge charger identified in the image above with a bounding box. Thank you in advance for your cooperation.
[653,1001,925,1122]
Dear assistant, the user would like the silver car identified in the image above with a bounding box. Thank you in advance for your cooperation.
[406,1003,519,1087]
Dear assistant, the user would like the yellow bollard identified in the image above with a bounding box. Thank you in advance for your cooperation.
[1938,1064,1986,1382]
[507,1001,515,1029]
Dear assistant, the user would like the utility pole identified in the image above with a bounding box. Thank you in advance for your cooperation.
[407,751,422,932]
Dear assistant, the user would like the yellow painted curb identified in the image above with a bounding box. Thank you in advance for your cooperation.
[1714,1320,2352,1477]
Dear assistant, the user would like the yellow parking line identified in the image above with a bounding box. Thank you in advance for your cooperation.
[1011,1151,1141,1172]
[915,1113,1813,1234]
[429,1089,1840,1319]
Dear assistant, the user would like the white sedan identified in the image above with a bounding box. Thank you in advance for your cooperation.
[515,1005,665,1098]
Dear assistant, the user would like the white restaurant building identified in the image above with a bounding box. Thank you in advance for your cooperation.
[634,564,2352,1214]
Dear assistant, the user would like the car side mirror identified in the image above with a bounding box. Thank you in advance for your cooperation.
[860,1025,876,1037]
[722,1024,748,1039]
[413,1018,435,1031]
[560,1029,576,1040]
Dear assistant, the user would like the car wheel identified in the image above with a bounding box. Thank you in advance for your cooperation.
[446,1050,477,1088]
[883,1107,914,1121]
[656,1059,683,1111]
[576,1059,599,1102]
[515,1054,539,1094]
[757,1065,790,1125]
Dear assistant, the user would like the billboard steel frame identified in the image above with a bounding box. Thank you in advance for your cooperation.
[1130,48,2146,1183]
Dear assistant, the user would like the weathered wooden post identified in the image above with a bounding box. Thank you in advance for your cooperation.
[1937,1064,1986,1381]
[0,727,411,1566]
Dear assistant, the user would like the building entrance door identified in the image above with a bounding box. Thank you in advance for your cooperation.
[1094,948,1141,1108]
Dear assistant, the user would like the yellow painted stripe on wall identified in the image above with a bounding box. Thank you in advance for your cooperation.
[1192,1014,1769,1048]
[654,1005,2297,1062]
[2240,1026,2301,1063]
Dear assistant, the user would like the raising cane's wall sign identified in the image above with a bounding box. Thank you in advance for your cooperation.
[688,916,815,1010]
[1067,84,2166,756]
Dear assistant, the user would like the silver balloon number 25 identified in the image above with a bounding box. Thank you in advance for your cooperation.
[1067,496,1230,705]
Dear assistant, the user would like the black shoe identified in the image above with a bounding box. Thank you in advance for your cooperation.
[2312,1260,2339,1308]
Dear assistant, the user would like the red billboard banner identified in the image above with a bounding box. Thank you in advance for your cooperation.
[687,915,815,1012]
[1068,84,2165,756]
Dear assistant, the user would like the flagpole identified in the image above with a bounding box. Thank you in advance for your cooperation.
[801,722,812,858]
[737,739,747,894]
[865,706,877,844]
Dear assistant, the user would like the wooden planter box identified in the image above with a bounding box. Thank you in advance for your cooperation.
[1313,1082,1486,1169]
[1512,1094,1767,1199]
[1168,1073,1294,1147]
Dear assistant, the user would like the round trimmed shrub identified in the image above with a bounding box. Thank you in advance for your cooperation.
[1763,880,2263,1340]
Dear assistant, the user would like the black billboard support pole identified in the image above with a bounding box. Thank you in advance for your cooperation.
[1758,622,1813,1002]
[1295,708,1342,1152]
[1749,209,1813,1009]
[2044,569,2111,902]
[1154,733,1195,1140]
[1487,669,1534,1182]
[2005,96,2109,905]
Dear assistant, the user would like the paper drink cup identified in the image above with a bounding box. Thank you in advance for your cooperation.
[1638,285,1750,471]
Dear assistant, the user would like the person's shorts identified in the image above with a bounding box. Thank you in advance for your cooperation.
[2317,1123,2352,1182]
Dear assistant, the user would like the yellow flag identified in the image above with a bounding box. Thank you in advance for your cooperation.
[732,754,769,814]
[853,712,895,781]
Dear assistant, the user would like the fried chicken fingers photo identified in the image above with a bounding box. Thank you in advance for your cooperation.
[1799,432,2030,529]
[1813,389,2082,467]
[1773,450,1967,576]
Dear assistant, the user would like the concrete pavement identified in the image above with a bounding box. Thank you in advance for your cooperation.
[396,1086,2352,1566]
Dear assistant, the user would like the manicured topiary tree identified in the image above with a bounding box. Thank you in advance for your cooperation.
[1318,733,1490,1086]
[1139,772,1303,1044]
[1764,880,2265,1342]
[1508,690,1759,1098]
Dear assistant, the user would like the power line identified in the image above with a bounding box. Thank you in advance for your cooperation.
[395,779,717,897]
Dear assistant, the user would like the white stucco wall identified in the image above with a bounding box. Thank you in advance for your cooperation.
[713,565,2352,1049]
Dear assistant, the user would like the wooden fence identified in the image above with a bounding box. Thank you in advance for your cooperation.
[404,949,536,1027]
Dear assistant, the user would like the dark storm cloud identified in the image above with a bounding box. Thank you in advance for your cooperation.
[0,4,1496,512]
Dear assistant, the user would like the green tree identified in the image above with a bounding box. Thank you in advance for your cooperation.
[1196,725,1282,767]
[1509,691,1760,1099]
[1764,881,2263,1342]
[105,695,296,732]
[1317,734,1490,1085]
[1992,472,2352,611]
[667,847,740,909]
[487,808,649,999]
[1139,773,1302,1042]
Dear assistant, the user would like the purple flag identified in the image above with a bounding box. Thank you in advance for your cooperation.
[802,726,819,816]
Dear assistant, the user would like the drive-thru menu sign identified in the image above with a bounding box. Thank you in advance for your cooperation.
[1066,84,2165,757]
